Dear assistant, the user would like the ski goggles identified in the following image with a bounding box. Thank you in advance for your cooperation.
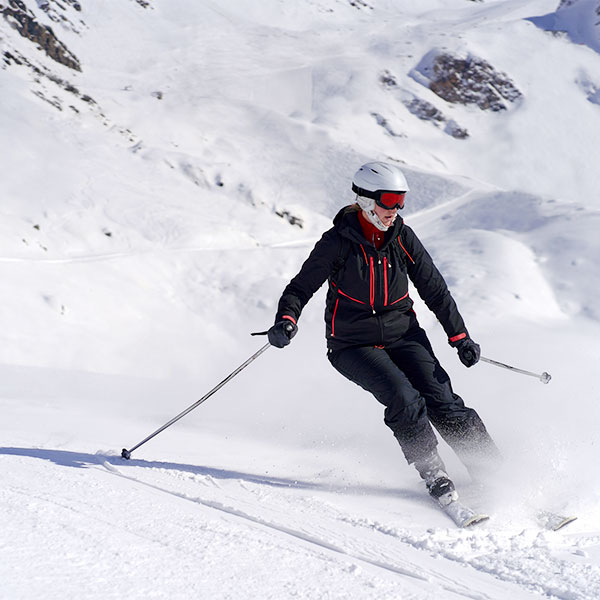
[352,184,406,210]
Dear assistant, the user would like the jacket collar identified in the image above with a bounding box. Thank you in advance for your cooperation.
[333,205,403,250]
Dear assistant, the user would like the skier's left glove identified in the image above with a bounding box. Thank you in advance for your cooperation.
[452,336,480,368]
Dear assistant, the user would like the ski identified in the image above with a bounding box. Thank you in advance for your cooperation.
[442,499,489,528]
[536,510,577,531]
[460,482,577,531]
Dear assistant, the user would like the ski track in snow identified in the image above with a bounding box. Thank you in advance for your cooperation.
[0,241,318,264]
[100,461,444,590]
[91,454,600,600]
[3,447,597,599]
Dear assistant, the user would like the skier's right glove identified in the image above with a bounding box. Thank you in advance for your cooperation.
[453,337,481,368]
[267,318,298,348]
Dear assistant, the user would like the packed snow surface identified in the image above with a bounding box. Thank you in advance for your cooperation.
[2,0,600,598]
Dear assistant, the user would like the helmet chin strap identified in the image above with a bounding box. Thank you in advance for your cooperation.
[364,208,389,232]
[356,195,390,231]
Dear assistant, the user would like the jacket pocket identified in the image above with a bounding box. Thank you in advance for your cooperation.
[330,283,366,338]
[389,291,409,305]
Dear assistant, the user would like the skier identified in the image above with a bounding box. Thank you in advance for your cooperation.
[267,161,501,509]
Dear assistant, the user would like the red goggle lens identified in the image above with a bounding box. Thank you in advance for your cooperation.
[377,192,406,210]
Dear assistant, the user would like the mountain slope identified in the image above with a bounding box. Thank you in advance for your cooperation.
[2,1,600,598]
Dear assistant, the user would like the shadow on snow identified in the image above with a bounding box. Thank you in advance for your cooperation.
[0,446,420,500]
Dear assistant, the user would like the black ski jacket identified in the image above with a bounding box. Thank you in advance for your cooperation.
[275,206,469,351]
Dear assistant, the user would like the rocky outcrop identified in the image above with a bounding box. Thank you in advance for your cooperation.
[36,0,81,12]
[370,112,404,138]
[1,1,141,142]
[411,50,522,112]
[1,0,81,70]
[2,45,96,114]
[275,209,303,228]
[403,97,469,139]
[348,0,373,10]
[379,69,469,139]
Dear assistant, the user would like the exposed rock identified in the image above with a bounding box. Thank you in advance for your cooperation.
[1,0,81,70]
[3,44,139,144]
[378,71,468,139]
[403,96,469,139]
[379,70,397,88]
[444,119,469,139]
[3,49,22,67]
[576,72,600,106]
[411,50,522,111]
[275,209,304,228]
[2,46,86,103]
[37,0,81,12]
[348,0,373,9]
[403,97,445,124]
[40,0,85,36]
[370,112,404,138]
[32,88,62,110]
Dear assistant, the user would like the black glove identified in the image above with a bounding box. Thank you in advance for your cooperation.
[454,337,480,368]
[267,319,298,348]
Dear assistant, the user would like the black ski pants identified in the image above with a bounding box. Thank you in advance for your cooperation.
[327,325,500,476]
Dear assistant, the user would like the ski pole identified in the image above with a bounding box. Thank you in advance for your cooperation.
[121,342,271,460]
[480,355,551,384]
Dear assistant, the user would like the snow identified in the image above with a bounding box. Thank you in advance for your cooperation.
[529,0,600,54]
[2,0,600,598]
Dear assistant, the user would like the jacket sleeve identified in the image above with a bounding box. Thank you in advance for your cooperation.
[274,228,340,324]
[401,224,469,344]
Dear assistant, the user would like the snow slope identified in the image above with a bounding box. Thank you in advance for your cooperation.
[529,0,600,55]
[2,0,600,598]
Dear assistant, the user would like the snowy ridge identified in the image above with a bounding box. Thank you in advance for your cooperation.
[554,0,600,53]
[2,0,600,598]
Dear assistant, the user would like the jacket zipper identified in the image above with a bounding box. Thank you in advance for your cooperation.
[390,292,409,305]
[370,254,390,312]
[331,298,339,337]
[369,257,375,313]
[331,280,365,304]
[383,256,388,306]
[332,240,410,338]
[337,288,366,304]
[397,235,415,264]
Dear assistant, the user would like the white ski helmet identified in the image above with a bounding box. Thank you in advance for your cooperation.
[352,162,410,231]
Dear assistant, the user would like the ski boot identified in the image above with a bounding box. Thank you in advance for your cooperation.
[415,452,459,507]
[427,475,459,507]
